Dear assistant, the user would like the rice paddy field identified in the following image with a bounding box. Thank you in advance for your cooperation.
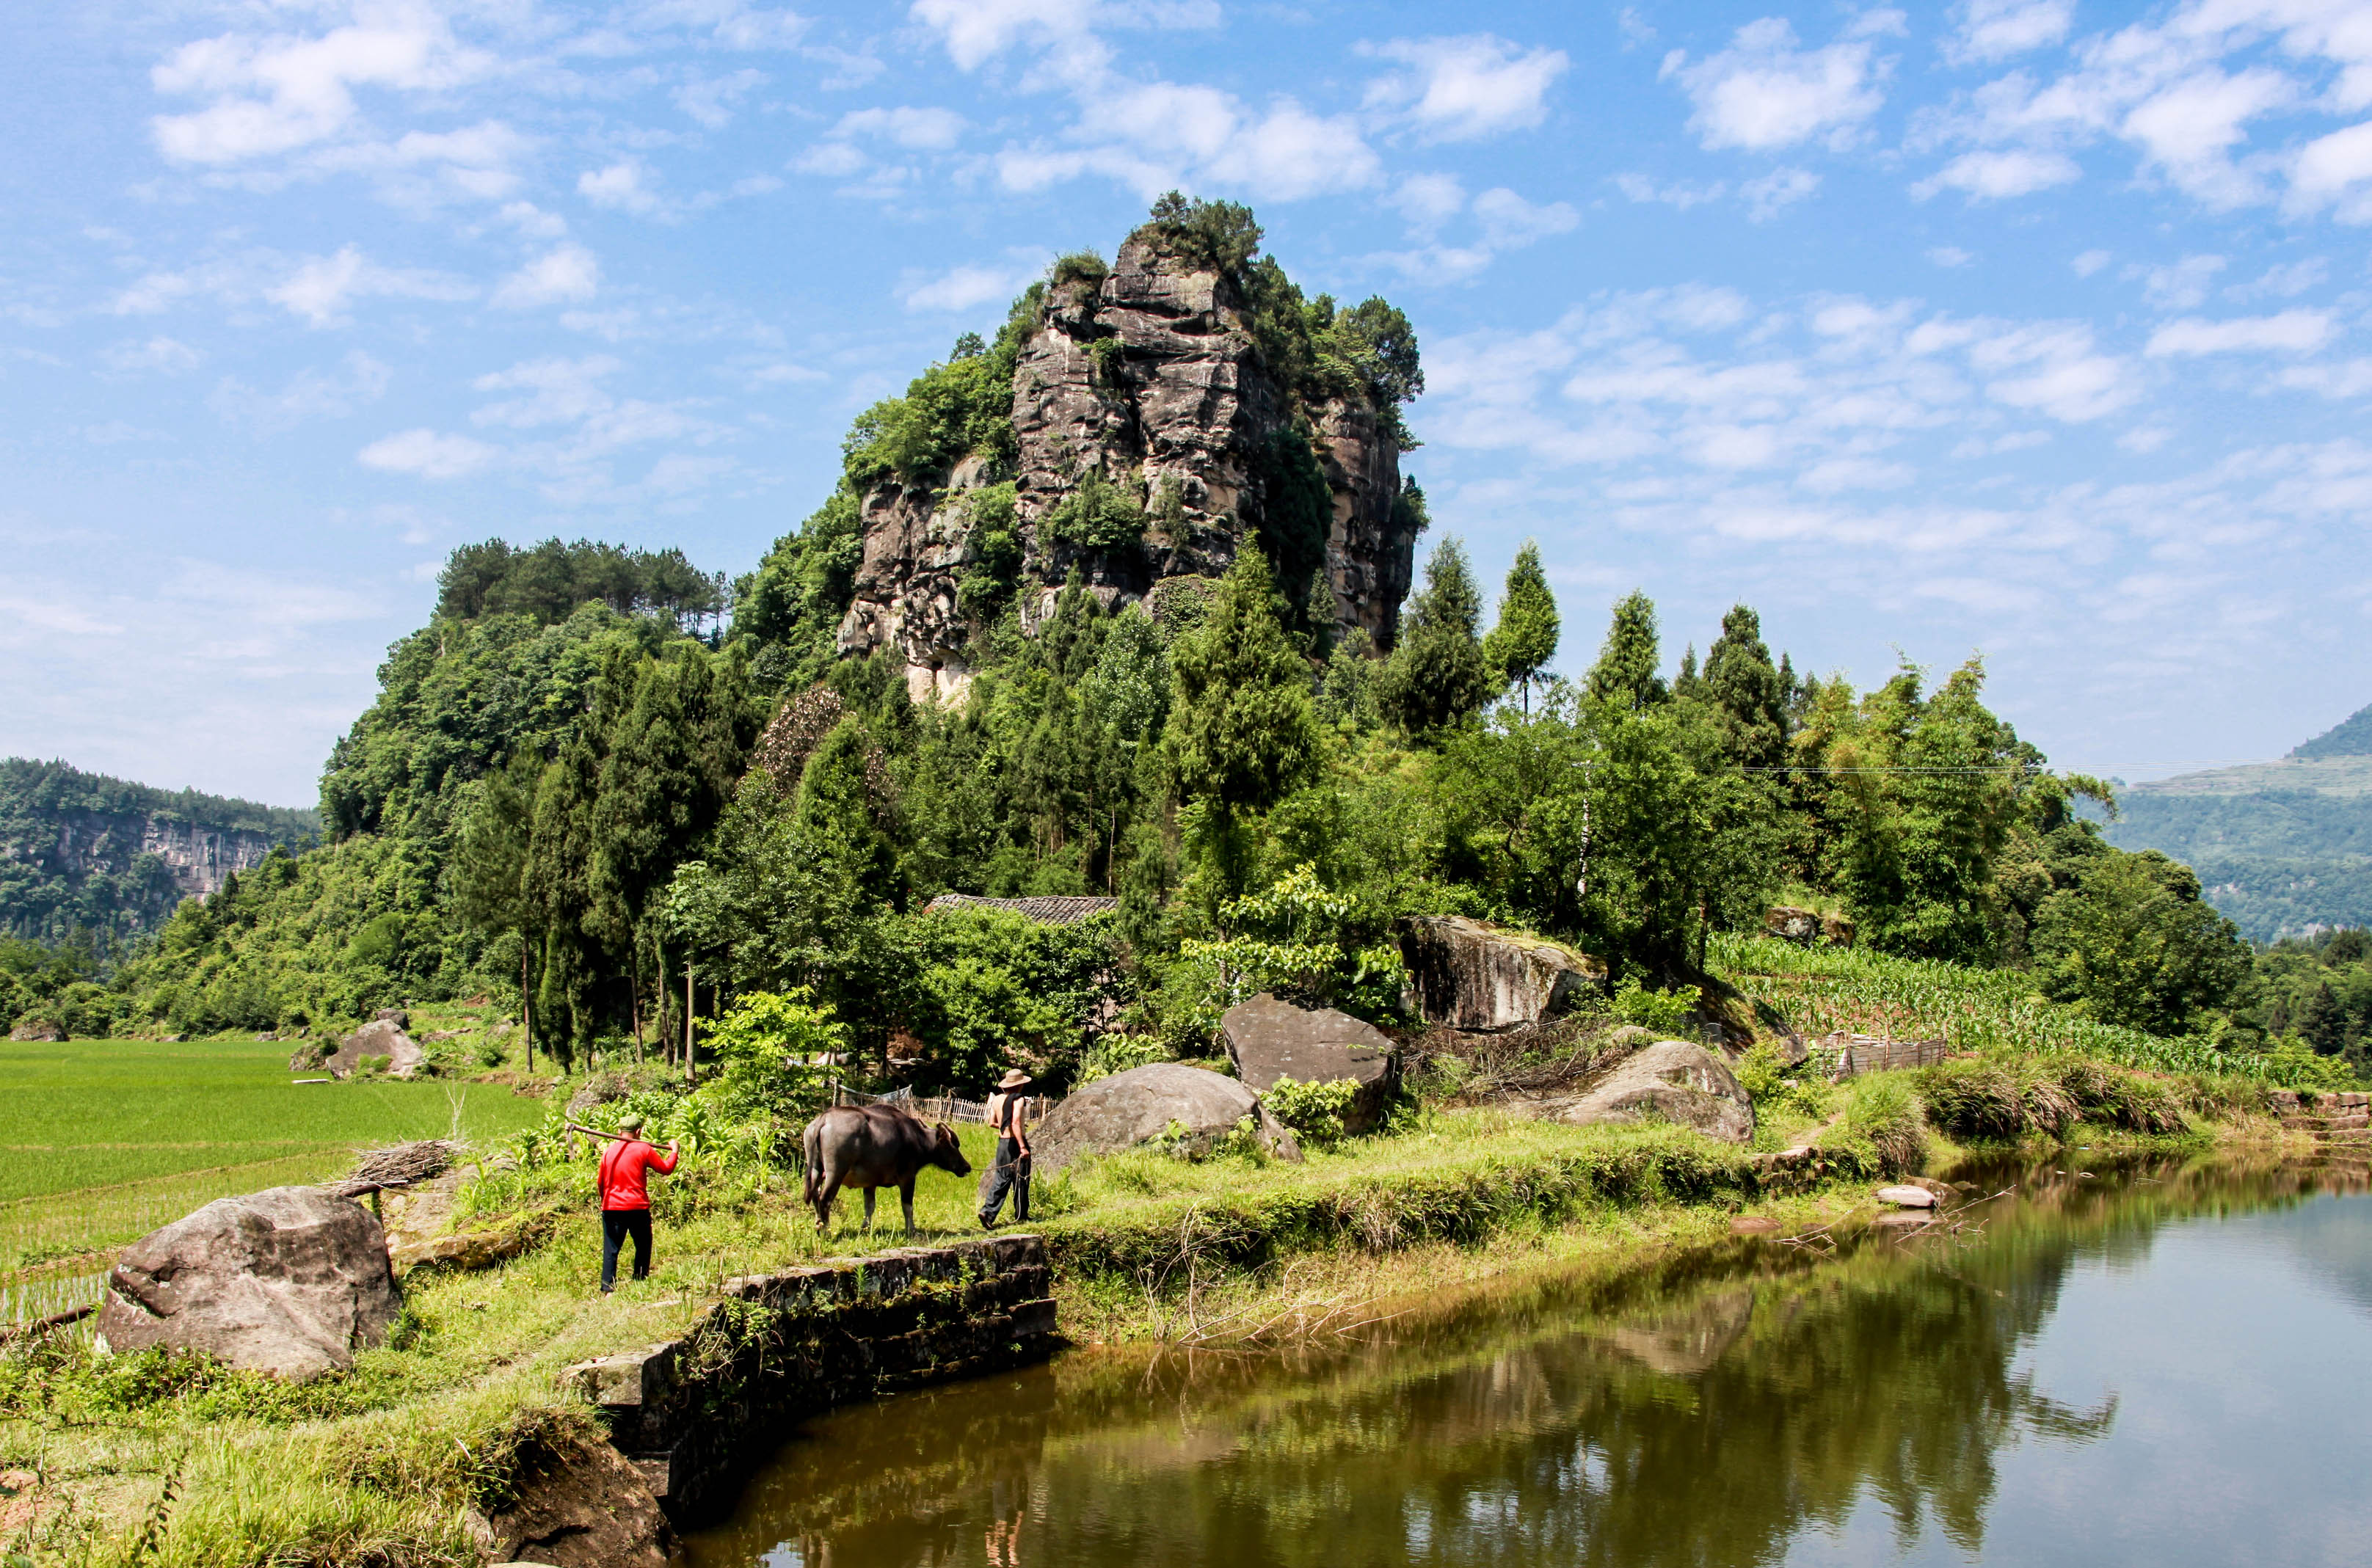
[1711,931,2273,1078]
[0,1038,550,1319]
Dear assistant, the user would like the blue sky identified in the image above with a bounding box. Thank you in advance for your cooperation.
[10,0,2372,806]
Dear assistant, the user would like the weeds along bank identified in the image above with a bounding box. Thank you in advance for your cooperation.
[0,1024,2304,1566]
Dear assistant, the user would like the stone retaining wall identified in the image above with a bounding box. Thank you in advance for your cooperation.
[559,1235,1057,1529]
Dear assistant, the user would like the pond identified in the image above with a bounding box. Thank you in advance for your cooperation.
[684,1156,2372,1567]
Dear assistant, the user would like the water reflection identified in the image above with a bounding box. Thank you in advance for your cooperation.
[688,1157,2372,1568]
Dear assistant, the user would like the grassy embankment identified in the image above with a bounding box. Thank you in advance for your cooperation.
[0,936,2324,1565]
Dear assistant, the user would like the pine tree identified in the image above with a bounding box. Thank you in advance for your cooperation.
[525,737,603,1071]
[1702,603,1787,771]
[1166,544,1321,816]
[1482,539,1560,715]
[1585,591,1667,712]
[1381,537,1494,734]
[454,750,539,1066]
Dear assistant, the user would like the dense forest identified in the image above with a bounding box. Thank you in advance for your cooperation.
[1,198,2313,1083]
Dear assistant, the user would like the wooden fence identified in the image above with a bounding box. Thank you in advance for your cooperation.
[1823,1033,1951,1078]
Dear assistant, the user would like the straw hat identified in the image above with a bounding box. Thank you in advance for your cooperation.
[994,1068,1033,1090]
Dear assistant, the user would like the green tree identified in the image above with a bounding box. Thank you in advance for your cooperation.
[1165,544,1321,817]
[1381,537,1494,735]
[1482,540,1560,715]
[451,750,540,1064]
[1701,603,1787,771]
[2032,850,2251,1034]
[1585,591,1668,712]
[527,737,603,1071]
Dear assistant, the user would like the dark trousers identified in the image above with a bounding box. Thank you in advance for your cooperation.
[980,1137,1030,1224]
[602,1208,652,1290]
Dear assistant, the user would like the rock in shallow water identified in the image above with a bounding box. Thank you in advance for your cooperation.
[1874,1185,1939,1208]
[97,1185,401,1379]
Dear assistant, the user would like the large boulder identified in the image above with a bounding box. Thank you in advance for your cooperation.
[1032,1063,1300,1174]
[325,1018,423,1079]
[97,1186,403,1379]
[1220,993,1397,1132]
[7,1020,63,1043]
[1509,1040,1754,1144]
[1396,915,1603,1032]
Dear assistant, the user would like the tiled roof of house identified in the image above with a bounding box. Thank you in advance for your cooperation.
[922,892,1121,926]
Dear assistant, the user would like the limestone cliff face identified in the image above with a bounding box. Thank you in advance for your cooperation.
[837,235,1419,701]
[30,812,279,899]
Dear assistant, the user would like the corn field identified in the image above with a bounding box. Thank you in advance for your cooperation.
[1711,933,2270,1080]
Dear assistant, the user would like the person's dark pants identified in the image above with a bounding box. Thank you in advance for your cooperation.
[979,1137,1030,1225]
[601,1208,652,1291]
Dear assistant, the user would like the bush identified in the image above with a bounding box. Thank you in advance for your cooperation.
[1841,1074,1927,1175]
[1612,976,1698,1032]
[1734,1043,1834,1121]
[1262,1076,1361,1147]
[1077,1032,1168,1086]
[1176,864,1408,1022]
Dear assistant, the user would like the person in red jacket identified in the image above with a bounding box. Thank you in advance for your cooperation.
[597,1113,679,1293]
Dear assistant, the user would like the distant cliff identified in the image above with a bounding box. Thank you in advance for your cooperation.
[0,759,318,944]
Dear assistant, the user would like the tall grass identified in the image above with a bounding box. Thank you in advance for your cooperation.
[1711,933,2273,1079]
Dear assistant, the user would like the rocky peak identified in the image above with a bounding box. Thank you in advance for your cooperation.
[836,222,1422,704]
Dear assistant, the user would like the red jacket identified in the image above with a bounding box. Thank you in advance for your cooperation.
[598,1138,678,1211]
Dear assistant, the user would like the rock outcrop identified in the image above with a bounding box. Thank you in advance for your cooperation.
[1220,993,1396,1132]
[96,1186,403,1379]
[1031,1062,1300,1174]
[1504,1040,1754,1144]
[1397,916,1604,1032]
[326,1017,423,1079]
[837,229,1422,702]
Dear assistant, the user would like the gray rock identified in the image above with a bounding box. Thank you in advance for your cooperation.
[96,1186,401,1379]
[1875,1184,1939,1208]
[326,1018,423,1080]
[1032,1063,1300,1175]
[1397,915,1603,1031]
[1764,905,1822,944]
[1510,1040,1755,1144]
[565,1071,633,1117]
[1220,993,1396,1132]
[833,228,1422,700]
[374,1007,410,1028]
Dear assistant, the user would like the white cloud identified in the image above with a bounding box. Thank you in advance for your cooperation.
[1472,187,1579,244]
[102,338,200,375]
[1614,172,1727,210]
[1971,323,2133,421]
[470,356,622,429]
[1741,165,1819,220]
[358,427,498,479]
[1928,247,1974,268]
[1913,147,2080,200]
[2146,311,2335,356]
[834,106,968,150]
[1361,34,1570,142]
[1391,172,1468,229]
[492,244,600,309]
[2132,254,2227,310]
[2288,120,2372,220]
[2231,258,2328,299]
[2073,249,2112,277]
[266,245,476,325]
[579,161,666,217]
[2276,358,2372,398]
[675,68,767,128]
[149,8,491,165]
[901,257,1049,313]
[210,351,392,434]
[2121,67,2292,208]
[1661,18,1890,152]
[911,0,1100,71]
[1946,0,2073,65]
[793,142,868,178]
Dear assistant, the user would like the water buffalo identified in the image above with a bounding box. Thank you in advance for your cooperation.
[801,1104,972,1236]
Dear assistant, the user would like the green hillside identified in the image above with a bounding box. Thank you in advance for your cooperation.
[2106,703,2372,940]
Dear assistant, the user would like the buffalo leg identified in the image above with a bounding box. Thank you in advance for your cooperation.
[814,1169,843,1233]
[901,1178,917,1237]
[863,1186,877,1230]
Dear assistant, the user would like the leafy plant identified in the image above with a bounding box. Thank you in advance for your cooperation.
[1179,864,1407,1020]
[1261,1075,1361,1146]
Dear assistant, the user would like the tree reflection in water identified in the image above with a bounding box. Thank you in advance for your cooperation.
[686,1157,2362,1568]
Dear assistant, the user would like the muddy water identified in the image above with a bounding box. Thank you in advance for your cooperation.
[684,1157,2372,1567]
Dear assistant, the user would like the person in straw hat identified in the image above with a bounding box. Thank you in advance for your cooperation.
[977,1068,1035,1230]
[597,1112,679,1293]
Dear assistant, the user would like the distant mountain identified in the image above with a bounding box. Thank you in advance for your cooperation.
[0,759,317,945]
[2293,701,2372,760]
[2106,704,2372,941]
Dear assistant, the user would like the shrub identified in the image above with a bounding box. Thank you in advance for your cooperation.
[1077,1032,1168,1087]
[1842,1074,1927,1175]
[1262,1076,1361,1147]
[1734,1043,1834,1121]
[1612,977,1699,1032]
[1176,863,1408,1021]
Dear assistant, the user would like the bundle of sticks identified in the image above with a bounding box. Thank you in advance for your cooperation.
[329,1139,458,1197]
